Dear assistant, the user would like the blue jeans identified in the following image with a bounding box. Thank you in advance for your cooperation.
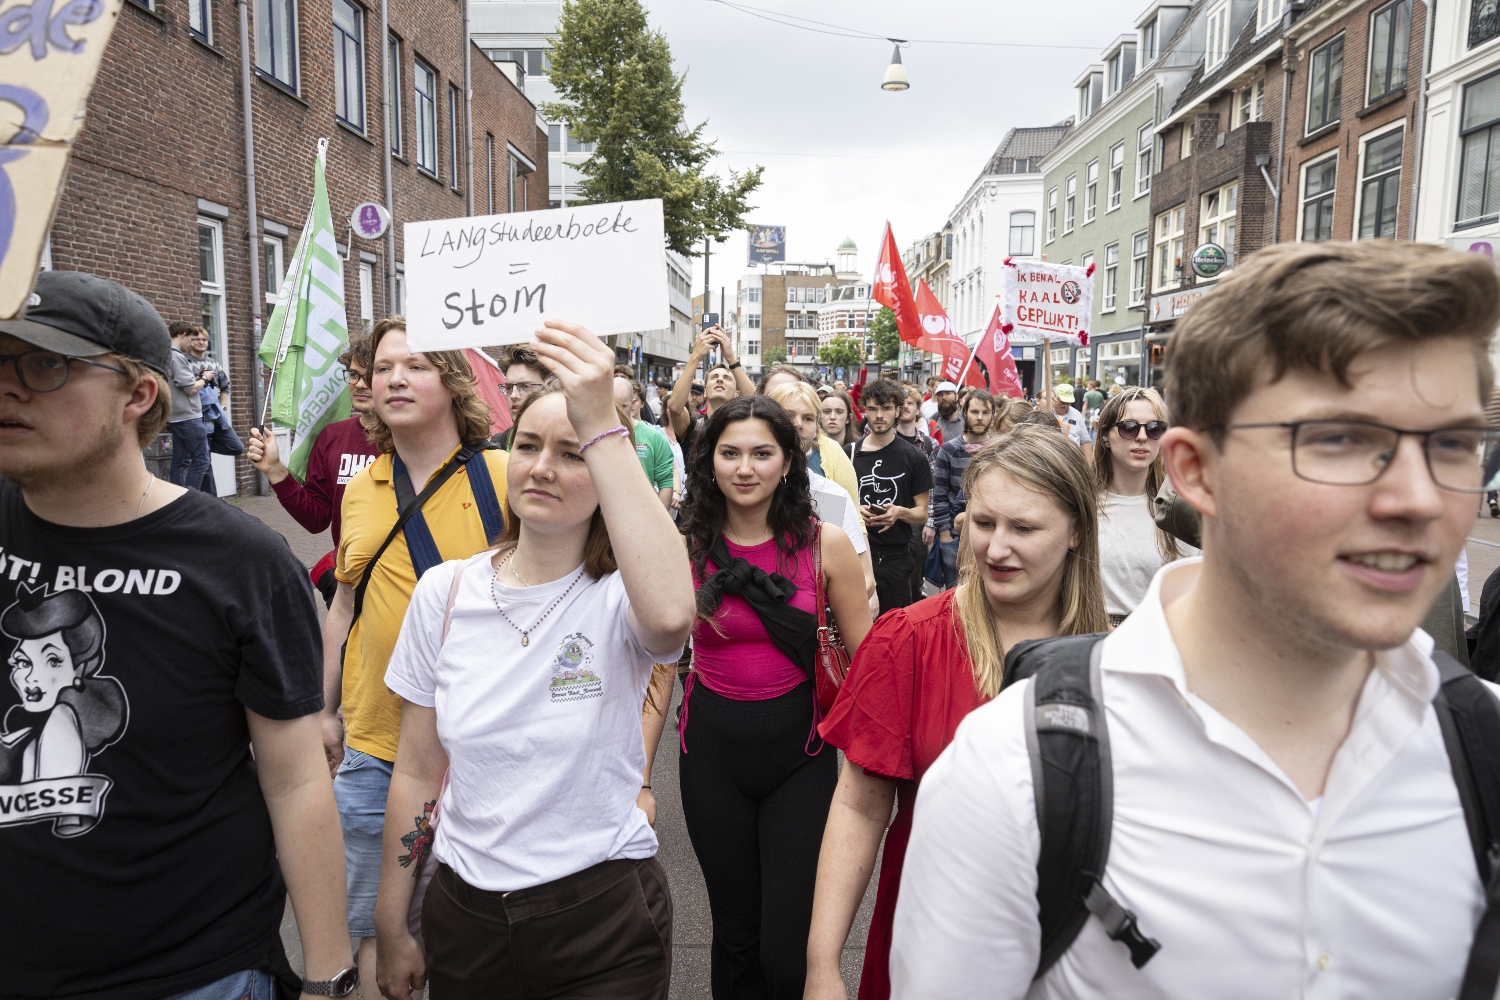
[939,538,961,589]
[334,746,394,938]
[163,969,275,1000]
[202,413,245,495]
[168,418,211,492]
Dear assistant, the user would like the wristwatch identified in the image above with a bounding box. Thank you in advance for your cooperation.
[302,967,359,997]
[728,361,743,370]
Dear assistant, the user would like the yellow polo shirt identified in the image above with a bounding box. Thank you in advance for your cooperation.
[336,446,510,761]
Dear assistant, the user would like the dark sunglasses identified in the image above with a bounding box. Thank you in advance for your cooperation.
[1115,419,1168,441]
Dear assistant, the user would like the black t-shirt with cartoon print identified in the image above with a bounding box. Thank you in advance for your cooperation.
[0,479,323,999]
[846,436,934,551]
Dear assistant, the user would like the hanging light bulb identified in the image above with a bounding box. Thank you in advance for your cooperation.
[882,41,909,91]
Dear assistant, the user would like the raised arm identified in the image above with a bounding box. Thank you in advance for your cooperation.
[534,319,695,656]
[710,327,755,397]
[667,332,713,438]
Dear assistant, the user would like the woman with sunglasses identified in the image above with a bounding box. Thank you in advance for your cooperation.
[1091,386,1195,625]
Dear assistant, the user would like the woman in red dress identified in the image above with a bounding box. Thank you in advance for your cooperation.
[804,425,1108,1000]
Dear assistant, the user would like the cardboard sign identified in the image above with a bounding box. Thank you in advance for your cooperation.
[0,0,124,318]
[999,258,1095,346]
[403,198,669,351]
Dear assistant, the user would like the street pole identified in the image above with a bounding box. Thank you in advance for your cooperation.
[237,0,267,494]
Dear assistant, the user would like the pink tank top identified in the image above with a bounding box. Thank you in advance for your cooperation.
[692,537,817,700]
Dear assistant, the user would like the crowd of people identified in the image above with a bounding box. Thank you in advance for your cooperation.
[7,238,1500,1000]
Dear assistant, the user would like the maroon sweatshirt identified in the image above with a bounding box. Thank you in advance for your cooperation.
[270,416,381,547]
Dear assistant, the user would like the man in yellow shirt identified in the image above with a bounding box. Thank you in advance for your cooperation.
[322,317,509,996]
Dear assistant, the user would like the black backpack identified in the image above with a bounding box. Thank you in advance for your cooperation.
[1001,634,1500,998]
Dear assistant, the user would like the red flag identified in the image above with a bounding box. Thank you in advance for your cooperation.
[913,280,985,388]
[975,302,1025,398]
[465,348,512,436]
[871,222,923,346]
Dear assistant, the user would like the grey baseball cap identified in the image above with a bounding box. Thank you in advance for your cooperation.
[0,271,171,375]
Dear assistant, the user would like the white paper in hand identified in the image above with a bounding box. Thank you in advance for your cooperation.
[810,485,847,527]
[403,198,669,351]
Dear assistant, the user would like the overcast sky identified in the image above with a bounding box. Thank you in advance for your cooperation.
[637,0,1137,301]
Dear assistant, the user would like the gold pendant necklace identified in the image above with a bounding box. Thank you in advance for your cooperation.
[489,552,584,647]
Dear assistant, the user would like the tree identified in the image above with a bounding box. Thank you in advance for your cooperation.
[868,307,901,364]
[762,345,789,366]
[819,336,864,371]
[543,0,764,256]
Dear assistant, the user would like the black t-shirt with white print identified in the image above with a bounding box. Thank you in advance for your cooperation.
[0,480,323,1000]
[846,436,934,550]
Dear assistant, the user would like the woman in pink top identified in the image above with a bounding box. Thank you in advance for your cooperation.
[677,395,872,1000]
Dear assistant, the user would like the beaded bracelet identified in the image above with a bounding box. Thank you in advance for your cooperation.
[578,424,630,454]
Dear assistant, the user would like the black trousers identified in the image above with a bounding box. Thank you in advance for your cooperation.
[678,681,837,1000]
[871,544,915,616]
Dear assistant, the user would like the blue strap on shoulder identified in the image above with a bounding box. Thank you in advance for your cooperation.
[392,452,446,580]
[464,450,505,545]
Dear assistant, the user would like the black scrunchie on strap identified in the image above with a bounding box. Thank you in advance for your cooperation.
[697,534,818,678]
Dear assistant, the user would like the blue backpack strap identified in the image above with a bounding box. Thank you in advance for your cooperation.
[1002,632,1160,977]
[391,452,448,580]
[464,447,505,545]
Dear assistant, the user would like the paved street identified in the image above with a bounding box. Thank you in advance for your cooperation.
[230,495,877,997]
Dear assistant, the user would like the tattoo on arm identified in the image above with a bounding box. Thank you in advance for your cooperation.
[397,800,437,876]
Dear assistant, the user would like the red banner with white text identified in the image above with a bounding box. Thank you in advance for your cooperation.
[914,280,985,388]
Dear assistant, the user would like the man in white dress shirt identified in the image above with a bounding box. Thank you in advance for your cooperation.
[890,241,1500,999]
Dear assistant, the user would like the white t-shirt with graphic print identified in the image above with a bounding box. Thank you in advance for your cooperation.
[385,552,683,892]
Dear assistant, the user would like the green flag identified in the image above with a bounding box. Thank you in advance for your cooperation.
[257,139,351,482]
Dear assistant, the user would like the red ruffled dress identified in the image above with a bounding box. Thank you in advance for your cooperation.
[816,589,989,1000]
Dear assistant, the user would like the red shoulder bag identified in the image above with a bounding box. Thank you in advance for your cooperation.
[812,523,852,714]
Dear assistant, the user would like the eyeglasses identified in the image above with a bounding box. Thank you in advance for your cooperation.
[1222,420,1500,493]
[1115,419,1168,441]
[0,350,127,393]
[503,380,543,397]
[340,368,370,385]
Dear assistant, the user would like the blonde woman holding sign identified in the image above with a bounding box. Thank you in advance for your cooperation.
[373,320,694,1000]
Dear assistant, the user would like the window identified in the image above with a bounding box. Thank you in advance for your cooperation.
[395,272,405,314]
[197,219,226,360]
[743,340,760,356]
[1047,188,1058,242]
[1307,35,1345,133]
[1153,207,1185,292]
[1473,0,1500,49]
[1009,211,1036,255]
[1079,72,1103,120]
[485,134,495,213]
[487,48,550,76]
[1259,0,1286,31]
[547,124,561,152]
[1084,160,1099,223]
[566,129,596,153]
[1200,182,1238,252]
[1458,73,1500,226]
[261,235,283,306]
[387,36,402,154]
[1136,122,1153,195]
[787,287,797,304]
[508,153,520,211]
[255,0,297,89]
[1367,0,1412,103]
[1300,155,1338,240]
[189,0,209,42]
[358,262,373,331]
[1130,230,1148,306]
[1233,77,1266,128]
[1064,174,1077,233]
[414,61,437,174]
[1181,122,1195,160]
[1103,242,1119,311]
[448,86,461,189]
[1108,142,1125,210]
[333,0,364,130]
[1141,17,1158,65]
[748,287,760,303]
[1206,1,1231,69]
[1107,44,1136,96]
[1358,126,1404,238]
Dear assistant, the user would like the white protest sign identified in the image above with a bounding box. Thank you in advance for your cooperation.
[998,258,1095,346]
[0,0,125,318]
[403,198,668,351]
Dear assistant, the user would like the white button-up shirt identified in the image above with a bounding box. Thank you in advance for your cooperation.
[890,558,1491,1000]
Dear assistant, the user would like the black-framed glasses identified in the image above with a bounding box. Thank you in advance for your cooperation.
[0,350,127,393]
[503,380,543,397]
[1115,419,1168,441]
[1221,420,1500,493]
[340,367,369,385]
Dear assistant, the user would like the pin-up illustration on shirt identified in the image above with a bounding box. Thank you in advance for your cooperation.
[548,632,601,704]
[0,584,128,838]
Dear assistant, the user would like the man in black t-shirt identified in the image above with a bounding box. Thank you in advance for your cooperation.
[846,378,932,615]
[0,271,356,999]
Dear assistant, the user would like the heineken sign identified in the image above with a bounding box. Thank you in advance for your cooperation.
[1190,242,1229,278]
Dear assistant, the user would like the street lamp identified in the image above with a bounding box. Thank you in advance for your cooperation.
[882,41,909,91]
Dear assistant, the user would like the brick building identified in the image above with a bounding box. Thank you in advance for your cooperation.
[46,0,547,490]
